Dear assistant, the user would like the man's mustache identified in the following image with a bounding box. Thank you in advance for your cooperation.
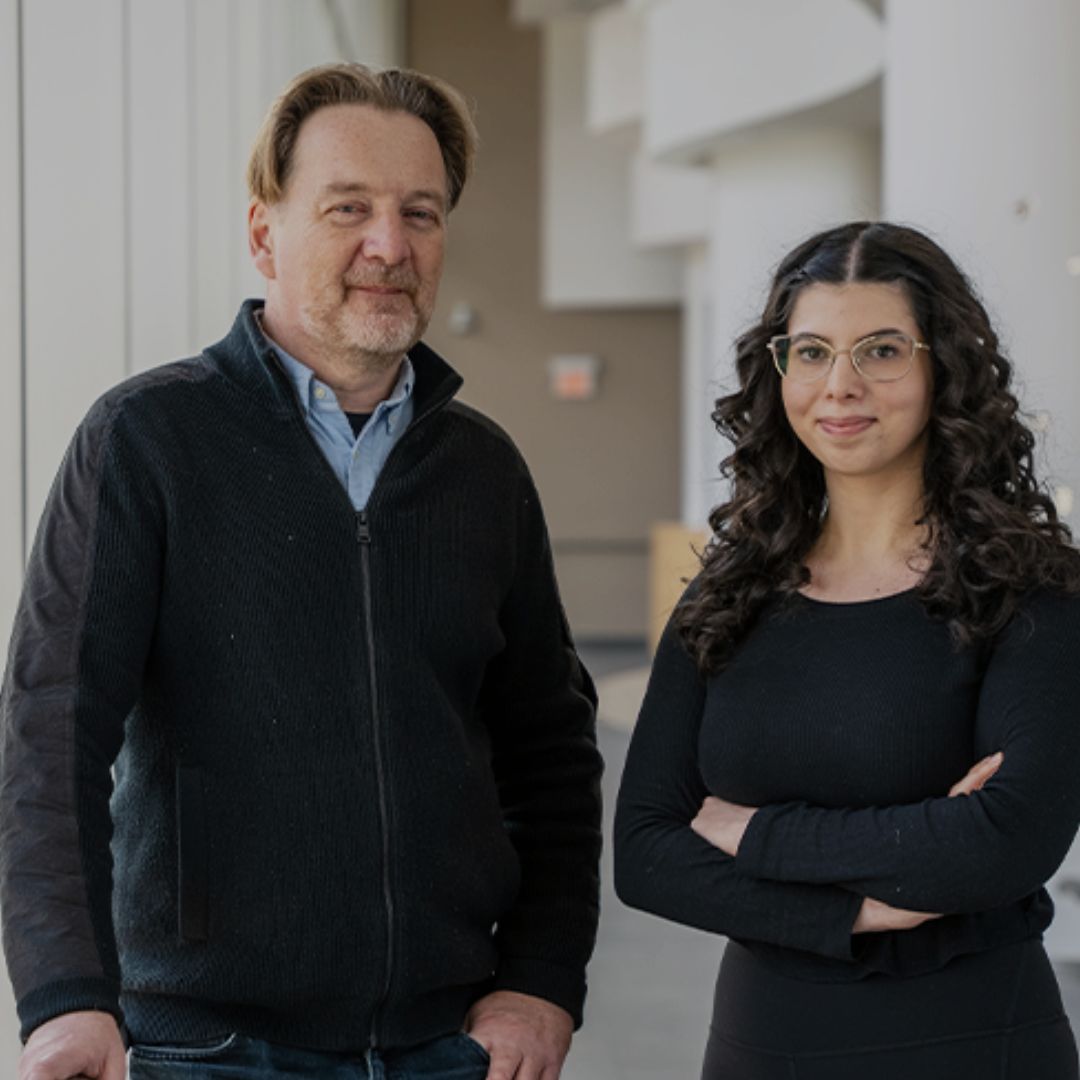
[344,270,418,293]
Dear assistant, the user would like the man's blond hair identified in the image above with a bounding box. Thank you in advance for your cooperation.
[247,62,477,210]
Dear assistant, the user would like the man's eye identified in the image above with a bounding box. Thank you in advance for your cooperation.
[404,208,439,224]
[333,204,366,215]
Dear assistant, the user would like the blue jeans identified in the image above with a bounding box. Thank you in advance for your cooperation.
[128,1031,491,1079]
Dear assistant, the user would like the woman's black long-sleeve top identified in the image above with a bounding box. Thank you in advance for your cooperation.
[614,587,1080,980]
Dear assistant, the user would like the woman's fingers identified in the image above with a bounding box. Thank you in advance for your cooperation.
[948,751,1004,797]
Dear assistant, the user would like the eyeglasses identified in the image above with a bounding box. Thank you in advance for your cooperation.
[768,332,930,383]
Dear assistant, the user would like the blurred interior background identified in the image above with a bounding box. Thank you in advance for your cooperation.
[1,0,1078,1071]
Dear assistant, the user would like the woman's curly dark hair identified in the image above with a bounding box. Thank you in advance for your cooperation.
[677,221,1080,674]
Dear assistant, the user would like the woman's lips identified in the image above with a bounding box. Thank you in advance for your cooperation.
[818,417,875,436]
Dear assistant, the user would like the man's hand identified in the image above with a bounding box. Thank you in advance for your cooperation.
[690,796,756,857]
[465,990,573,1080]
[19,1011,125,1080]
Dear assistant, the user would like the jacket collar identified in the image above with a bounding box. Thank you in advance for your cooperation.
[206,299,464,421]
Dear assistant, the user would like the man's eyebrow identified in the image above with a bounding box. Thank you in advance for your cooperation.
[319,181,447,209]
[408,189,448,208]
[320,181,369,196]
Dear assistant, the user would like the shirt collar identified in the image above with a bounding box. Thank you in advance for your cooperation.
[257,315,415,423]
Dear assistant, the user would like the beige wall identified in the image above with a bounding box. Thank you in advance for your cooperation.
[408,0,681,640]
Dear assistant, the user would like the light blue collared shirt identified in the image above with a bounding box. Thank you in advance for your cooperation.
[266,335,415,511]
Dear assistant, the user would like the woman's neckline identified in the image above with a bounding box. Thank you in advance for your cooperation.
[794,585,918,608]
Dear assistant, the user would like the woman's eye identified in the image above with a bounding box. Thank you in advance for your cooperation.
[797,346,827,363]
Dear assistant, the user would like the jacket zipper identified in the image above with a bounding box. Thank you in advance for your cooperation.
[357,508,394,1048]
[271,361,456,1043]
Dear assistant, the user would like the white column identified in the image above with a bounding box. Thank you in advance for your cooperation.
[885,0,1080,959]
[189,0,242,347]
[884,0,1080,525]
[129,0,194,373]
[22,0,127,532]
[682,125,881,527]
[681,244,715,527]
[0,0,22,1057]
[0,0,22,636]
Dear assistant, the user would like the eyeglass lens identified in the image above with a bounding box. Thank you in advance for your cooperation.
[774,333,916,382]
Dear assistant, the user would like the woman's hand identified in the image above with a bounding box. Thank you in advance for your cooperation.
[948,751,1003,797]
[691,796,756,856]
[854,752,1004,934]
[853,896,941,933]
[696,754,1005,930]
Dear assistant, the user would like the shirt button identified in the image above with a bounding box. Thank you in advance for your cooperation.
[314,387,326,400]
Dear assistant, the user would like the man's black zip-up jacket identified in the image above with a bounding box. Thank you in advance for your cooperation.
[0,301,603,1050]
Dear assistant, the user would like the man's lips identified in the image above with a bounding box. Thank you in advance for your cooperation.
[817,416,875,436]
[350,284,409,295]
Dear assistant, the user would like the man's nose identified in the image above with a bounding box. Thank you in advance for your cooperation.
[361,212,410,265]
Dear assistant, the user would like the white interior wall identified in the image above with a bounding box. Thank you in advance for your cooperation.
[682,125,881,527]
[542,15,682,308]
[0,0,22,1052]
[643,0,883,161]
[0,0,22,649]
[681,244,717,526]
[884,0,1080,528]
[885,0,1080,961]
[0,2,404,1056]
[585,3,643,133]
[23,0,128,535]
[129,0,192,377]
[629,155,712,250]
[15,0,403,548]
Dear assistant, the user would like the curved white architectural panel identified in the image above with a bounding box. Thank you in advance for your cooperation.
[586,3,645,133]
[543,15,682,308]
[630,154,712,248]
[644,0,884,161]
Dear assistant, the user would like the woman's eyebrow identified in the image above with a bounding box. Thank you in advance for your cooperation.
[788,326,907,342]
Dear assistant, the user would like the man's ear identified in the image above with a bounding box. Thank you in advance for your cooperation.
[249,199,276,281]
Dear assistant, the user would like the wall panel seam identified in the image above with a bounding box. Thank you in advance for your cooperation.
[122,0,132,377]
[16,0,26,566]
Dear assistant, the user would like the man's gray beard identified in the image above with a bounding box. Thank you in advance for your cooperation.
[314,306,428,377]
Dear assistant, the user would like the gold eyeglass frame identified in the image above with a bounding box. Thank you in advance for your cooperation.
[768,332,931,383]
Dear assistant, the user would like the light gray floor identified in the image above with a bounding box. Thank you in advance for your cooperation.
[560,718,718,1079]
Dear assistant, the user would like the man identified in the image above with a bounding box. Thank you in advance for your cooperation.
[1,63,602,1080]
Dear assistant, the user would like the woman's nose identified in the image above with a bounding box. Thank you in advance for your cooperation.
[823,349,863,397]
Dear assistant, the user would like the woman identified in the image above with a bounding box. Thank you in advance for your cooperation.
[614,222,1080,1078]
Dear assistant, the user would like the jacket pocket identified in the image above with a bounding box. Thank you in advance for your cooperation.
[130,1032,238,1062]
[176,765,209,941]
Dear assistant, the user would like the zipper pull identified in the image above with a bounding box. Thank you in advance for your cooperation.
[356,511,371,544]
